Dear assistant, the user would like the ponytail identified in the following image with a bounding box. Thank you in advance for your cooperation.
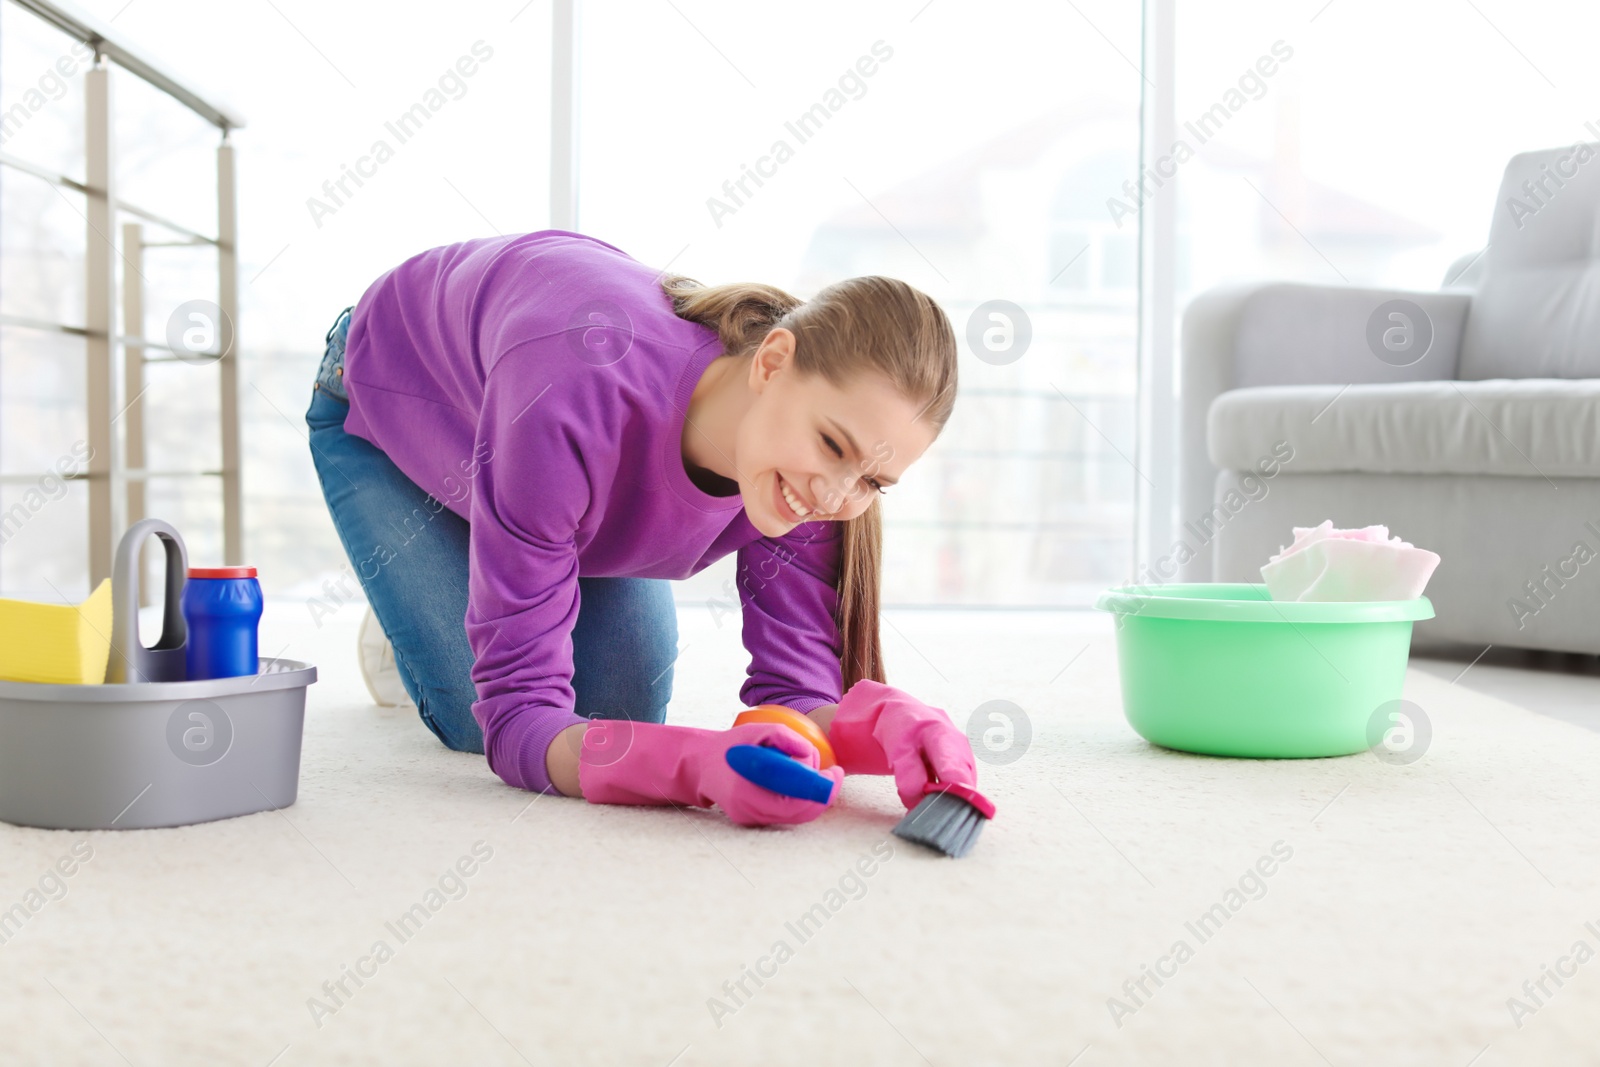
[838,498,885,689]
[660,275,801,358]
[663,272,956,699]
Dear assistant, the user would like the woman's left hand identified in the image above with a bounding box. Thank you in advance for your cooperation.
[814,680,978,809]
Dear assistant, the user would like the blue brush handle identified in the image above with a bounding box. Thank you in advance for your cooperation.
[725,744,836,804]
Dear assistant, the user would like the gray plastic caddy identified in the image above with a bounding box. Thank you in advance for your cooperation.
[0,519,316,830]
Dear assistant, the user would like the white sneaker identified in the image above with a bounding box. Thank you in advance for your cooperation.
[358,606,415,708]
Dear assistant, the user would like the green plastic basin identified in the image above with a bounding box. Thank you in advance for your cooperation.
[1094,583,1434,758]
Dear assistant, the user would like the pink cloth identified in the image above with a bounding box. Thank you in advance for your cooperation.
[827,679,978,810]
[1261,521,1441,602]
[577,719,842,827]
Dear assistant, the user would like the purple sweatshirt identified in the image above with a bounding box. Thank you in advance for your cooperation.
[341,231,844,793]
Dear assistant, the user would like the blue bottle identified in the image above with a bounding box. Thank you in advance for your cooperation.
[181,566,263,680]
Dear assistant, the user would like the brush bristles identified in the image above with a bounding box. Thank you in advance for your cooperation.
[892,790,988,858]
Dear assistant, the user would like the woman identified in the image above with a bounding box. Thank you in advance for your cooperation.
[305,230,978,825]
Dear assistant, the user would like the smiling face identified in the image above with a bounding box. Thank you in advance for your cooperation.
[731,328,938,538]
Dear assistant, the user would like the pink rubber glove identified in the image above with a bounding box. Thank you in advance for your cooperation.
[826,679,978,810]
[577,719,844,827]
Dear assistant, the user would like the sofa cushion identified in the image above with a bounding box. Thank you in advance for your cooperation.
[1460,144,1600,380]
[1208,378,1600,478]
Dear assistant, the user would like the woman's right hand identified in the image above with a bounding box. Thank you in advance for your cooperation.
[573,719,843,827]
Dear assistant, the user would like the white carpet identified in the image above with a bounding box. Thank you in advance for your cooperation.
[2,602,1599,1066]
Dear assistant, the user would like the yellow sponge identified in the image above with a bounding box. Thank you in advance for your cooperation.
[0,578,113,685]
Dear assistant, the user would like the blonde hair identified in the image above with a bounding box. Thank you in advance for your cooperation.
[662,273,958,694]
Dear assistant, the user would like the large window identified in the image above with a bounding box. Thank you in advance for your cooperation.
[2,0,553,607]
[7,0,1598,610]
[578,0,1143,606]
[1169,0,1600,300]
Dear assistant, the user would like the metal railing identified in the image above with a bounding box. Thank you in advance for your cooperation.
[0,0,245,586]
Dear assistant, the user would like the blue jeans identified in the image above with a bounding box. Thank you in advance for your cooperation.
[305,307,679,753]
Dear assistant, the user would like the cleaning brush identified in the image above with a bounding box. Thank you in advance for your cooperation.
[892,782,996,858]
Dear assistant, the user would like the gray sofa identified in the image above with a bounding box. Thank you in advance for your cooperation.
[1180,144,1600,654]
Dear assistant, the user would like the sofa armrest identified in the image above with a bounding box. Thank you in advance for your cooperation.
[1177,282,1471,580]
